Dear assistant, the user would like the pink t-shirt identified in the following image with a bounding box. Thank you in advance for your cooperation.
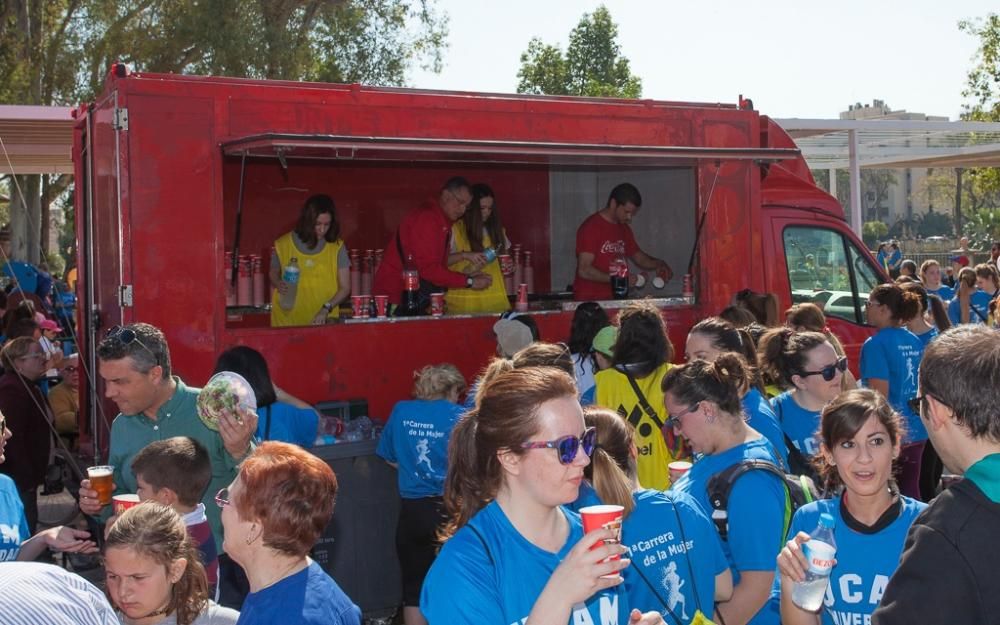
[573,212,639,301]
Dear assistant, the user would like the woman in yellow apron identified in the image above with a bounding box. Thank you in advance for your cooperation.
[270,194,350,327]
[446,184,511,314]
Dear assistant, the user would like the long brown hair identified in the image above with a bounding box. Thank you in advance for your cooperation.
[293,194,340,247]
[441,367,578,539]
[104,503,208,625]
[785,303,848,357]
[461,183,506,253]
[583,407,636,516]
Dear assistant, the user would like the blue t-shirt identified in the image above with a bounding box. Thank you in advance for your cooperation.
[237,560,360,625]
[742,389,789,469]
[860,327,926,442]
[422,501,628,625]
[0,474,28,561]
[624,489,728,623]
[912,326,939,349]
[771,392,821,458]
[926,284,954,301]
[947,290,993,325]
[670,438,786,601]
[760,496,926,625]
[566,480,603,513]
[257,401,318,448]
[887,248,901,268]
[376,399,464,499]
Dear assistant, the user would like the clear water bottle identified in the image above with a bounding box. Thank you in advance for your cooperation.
[482,246,498,263]
[279,257,300,311]
[792,512,837,612]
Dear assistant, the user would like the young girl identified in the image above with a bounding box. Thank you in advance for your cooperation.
[898,282,950,347]
[446,183,512,314]
[948,266,991,325]
[860,284,925,500]
[918,259,953,301]
[758,329,846,479]
[421,367,661,625]
[585,406,733,624]
[104,503,239,625]
[663,354,787,625]
[684,318,788,468]
[769,390,926,625]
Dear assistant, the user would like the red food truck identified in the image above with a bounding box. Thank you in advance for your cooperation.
[72,64,886,614]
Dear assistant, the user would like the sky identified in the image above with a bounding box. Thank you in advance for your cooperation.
[409,0,997,120]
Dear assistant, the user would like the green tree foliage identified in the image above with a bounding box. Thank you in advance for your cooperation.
[862,220,888,248]
[517,5,641,98]
[963,207,1000,247]
[916,209,953,238]
[958,13,1000,208]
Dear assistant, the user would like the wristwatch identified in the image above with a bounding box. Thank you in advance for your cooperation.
[321,302,333,311]
[466,276,474,288]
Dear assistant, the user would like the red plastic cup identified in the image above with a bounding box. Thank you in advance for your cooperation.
[430,292,445,317]
[580,504,624,562]
[374,295,389,318]
[499,254,514,276]
[515,283,529,312]
[351,295,366,318]
[112,493,141,516]
[669,460,693,483]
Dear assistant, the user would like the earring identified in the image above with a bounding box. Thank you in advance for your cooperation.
[245,524,257,546]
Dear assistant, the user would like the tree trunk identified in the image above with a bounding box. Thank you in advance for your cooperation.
[8,175,42,265]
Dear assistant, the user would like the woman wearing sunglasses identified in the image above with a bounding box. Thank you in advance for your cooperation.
[584,406,733,624]
[767,390,926,625]
[663,354,787,625]
[758,329,846,480]
[860,284,926,500]
[421,366,663,625]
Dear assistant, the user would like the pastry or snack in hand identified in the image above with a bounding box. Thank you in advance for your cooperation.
[197,371,257,431]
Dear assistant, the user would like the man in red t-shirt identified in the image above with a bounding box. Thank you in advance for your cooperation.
[373,177,492,307]
[572,183,673,301]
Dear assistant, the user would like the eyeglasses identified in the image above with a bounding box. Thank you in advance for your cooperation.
[16,352,45,361]
[799,356,849,382]
[907,394,941,417]
[215,487,230,508]
[666,403,700,429]
[520,427,597,465]
[445,189,472,210]
[105,325,158,363]
[61,366,78,373]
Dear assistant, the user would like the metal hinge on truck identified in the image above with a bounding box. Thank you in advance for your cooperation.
[119,284,133,307]
[113,107,129,131]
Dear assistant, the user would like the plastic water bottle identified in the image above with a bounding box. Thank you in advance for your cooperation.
[482,246,498,263]
[279,257,300,311]
[792,512,837,612]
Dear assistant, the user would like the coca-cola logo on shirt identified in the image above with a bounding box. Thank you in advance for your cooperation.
[600,240,627,255]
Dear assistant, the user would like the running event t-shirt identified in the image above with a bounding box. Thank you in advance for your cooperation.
[743,388,789,469]
[760,496,926,625]
[946,290,993,325]
[376,399,464,499]
[771,391,822,458]
[912,327,939,349]
[670,437,786,625]
[926,284,954,301]
[0,474,27,561]
[624,489,729,624]
[421,501,628,625]
[860,327,926,442]
[574,212,639,301]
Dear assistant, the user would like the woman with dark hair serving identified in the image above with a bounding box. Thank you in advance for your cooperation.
[663,354,786,625]
[270,194,351,327]
[860,284,926,500]
[762,390,926,625]
[584,406,733,623]
[446,183,512,314]
[421,367,664,625]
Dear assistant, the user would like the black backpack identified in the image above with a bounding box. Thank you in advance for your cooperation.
[706,459,820,544]
[774,400,824,487]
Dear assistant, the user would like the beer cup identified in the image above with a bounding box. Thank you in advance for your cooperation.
[87,465,115,506]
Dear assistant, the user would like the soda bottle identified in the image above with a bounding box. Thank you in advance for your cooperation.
[610,256,629,300]
[792,512,837,612]
[400,254,421,315]
[279,257,300,311]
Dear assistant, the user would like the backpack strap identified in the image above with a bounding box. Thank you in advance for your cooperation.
[706,459,792,543]
[624,372,664,429]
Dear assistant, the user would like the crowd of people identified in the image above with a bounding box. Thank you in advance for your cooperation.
[1,241,1000,625]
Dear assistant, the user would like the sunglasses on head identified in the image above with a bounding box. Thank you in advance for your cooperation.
[105,325,158,363]
[520,427,597,465]
[799,356,848,382]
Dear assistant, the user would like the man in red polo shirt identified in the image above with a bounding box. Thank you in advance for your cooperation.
[374,177,492,310]
[573,183,673,301]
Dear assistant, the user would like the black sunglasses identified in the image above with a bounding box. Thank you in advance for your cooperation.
[799,356,848,382]
[908,395,929,416]
[520,427,597,465]
[105,325,158,363]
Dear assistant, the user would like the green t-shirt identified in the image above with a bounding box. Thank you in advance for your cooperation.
[964,452,1000,504]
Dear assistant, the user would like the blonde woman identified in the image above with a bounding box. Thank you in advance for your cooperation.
[376,364,466,625]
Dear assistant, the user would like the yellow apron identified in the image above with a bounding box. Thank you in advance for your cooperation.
[445,223,510,314]
[595,362,688,490]
[270,233,343,327]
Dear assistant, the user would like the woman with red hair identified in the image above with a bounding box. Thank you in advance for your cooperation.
[217,442,360,625]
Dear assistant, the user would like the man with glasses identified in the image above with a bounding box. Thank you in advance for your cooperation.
[78,323,257,552]
[373,176,492,314]
[873,325,1000,624]
[47,353,80,451]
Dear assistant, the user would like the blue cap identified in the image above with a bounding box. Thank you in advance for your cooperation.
[819,513,836,529]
